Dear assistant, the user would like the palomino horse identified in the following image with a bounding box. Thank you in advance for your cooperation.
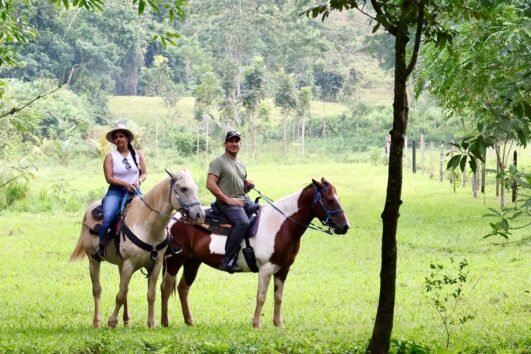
[161,177,350,328]
[69,170,205,328]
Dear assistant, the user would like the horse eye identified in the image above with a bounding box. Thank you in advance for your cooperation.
[180,187,188,193]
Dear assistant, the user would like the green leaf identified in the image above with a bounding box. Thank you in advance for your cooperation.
[469,157,477,173]
[447,155,461,170]
[459,155,467,173]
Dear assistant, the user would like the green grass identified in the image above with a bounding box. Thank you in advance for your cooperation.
[0,160,529,353]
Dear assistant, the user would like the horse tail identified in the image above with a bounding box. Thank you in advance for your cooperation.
[69,224,88,262]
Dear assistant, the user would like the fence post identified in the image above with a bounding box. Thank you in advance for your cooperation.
[439,144,444,182]
[512,150,518,203]
[450,142,455,184]
[412,140,417,174]
[404,135,409,169]
[472,158,478,198]
[429,141,434,179]
[495,145,500,197]
[420,135,425,174]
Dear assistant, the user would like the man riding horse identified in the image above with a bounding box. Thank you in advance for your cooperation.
[206,131,257,273]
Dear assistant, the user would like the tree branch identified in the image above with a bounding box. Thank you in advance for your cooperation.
[370,0,397,35]
[405,0,425,77]
[0,65,78,120]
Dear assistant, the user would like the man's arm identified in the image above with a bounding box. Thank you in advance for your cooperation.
[206,174,243,206]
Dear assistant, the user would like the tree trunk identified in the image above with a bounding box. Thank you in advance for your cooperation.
[368,4,411,353]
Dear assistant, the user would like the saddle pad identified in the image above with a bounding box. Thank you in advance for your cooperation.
[83,200,103,234]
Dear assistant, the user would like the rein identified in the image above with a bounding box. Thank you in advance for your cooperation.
[132,178,200,218]
[252,186,341,235]
[120,177,199,277]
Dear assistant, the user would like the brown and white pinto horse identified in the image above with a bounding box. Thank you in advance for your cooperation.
[161,177,350,328]
[69,170,205,328]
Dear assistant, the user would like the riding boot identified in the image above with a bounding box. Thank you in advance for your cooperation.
[92,234,111,262]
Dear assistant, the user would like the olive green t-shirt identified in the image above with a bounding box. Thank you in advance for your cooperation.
[208,153,247,200]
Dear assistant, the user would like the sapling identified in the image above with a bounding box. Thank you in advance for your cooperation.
[423,258,475,348]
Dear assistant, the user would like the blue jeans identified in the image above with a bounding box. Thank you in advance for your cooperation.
[99,186,130,240]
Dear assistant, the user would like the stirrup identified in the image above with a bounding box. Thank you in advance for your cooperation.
[90,247,105,262]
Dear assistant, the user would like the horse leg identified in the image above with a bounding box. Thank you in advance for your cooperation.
[273,268,289,327]
[146,259,163,328]
[178,259,201,326]
[108,262,134,328]
[89,259,102,328]
[252,266,275,328]
[161,256,185,327]
[118,265,130,327]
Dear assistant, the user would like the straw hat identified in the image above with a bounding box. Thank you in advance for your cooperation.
[105,124,134,143]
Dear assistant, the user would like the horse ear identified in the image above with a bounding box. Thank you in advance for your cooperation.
[165,169,175,178]
[321,177,328,184]
[312,179,321,188]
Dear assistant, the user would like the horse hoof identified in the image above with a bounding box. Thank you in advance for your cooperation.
[108,319,118,328]
[161,321,169,327]
[252,321,260,329]
[147,321,156,328]
[93,320,101,328]
[184,318,194,326]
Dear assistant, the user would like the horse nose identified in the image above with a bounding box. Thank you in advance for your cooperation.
[340,224,350,234]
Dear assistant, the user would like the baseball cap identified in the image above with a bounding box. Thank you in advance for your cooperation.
[225,131,241,142]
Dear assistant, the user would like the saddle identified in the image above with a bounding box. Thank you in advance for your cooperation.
[86,202,127,239]
[198,201,261,237]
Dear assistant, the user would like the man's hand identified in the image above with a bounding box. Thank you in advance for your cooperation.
[244,180,255,193]
[226,197,244,207]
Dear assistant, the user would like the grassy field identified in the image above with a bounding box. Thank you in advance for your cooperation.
[108,96,352,128]
[0,158,529,353]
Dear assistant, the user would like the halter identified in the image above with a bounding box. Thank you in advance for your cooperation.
[253,184,344,235]
[121,175,200,277]
[132,177,200,218]
[311,185,344,228]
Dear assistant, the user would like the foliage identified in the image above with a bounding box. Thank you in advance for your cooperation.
[483,166,531,241]
[416,1,530,151]
[0,0,187,70]
[424,258,475,349]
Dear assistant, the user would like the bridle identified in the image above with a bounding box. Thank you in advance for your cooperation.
[133,176,200,218]
[252,184,344,235]
[121,174,201,277]
[311,185,344,229]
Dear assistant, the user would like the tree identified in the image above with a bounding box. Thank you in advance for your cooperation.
[273,70,298,158]
[416,1,530,238]
[305,1,463,352]
[0,0,186,67]
[242,57,268,159]
[192,71,222,160]
[297,86,313,156]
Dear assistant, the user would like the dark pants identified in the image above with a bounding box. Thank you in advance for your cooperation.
[217,200,256,264]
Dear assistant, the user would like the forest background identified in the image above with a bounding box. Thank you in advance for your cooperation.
[0,0,529,353]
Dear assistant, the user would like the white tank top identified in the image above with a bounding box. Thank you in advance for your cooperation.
[111,150,140,184]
